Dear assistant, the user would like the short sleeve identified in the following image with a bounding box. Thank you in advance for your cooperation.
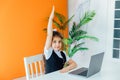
[63,51,70,62]
[44,47,53,60]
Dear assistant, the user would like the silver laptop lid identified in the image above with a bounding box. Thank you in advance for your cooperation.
[87,52,104,77]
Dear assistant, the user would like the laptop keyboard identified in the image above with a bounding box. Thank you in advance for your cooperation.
[69,67,88,76]
[78,70,88,76]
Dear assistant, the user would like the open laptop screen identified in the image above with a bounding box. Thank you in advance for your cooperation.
[69,52,104,78]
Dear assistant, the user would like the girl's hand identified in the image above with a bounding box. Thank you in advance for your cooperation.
[59,68,69,73]
[49,5,55,19]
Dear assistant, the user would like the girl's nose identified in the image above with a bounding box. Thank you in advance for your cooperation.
[56,42,59,45]
[56,42,60,46]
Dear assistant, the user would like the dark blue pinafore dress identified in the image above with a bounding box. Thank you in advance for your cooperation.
[45,50,66,74]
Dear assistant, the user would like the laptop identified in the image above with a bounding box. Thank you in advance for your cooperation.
[69,52,104,78]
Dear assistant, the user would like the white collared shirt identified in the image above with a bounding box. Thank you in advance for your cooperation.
[44,47,70,61]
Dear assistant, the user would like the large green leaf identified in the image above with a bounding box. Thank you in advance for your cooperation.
[71,30,87,39]
[69,47,88,57]
[73,42,85,49]
[71,22,77,32]
[54,12,66,24]
[69,22,77,38]
[62,38,73,45]
[75,35,99,41]
[62,15,74,30]
[77,11,96,28]
[53,19,61,29]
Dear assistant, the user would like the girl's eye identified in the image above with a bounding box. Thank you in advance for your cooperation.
[53,41,56,43]
[59,41,61,43]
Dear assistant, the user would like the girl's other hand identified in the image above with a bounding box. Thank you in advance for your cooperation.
[59,68,69,73]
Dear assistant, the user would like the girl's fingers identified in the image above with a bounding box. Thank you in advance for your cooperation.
[50,5,55,19]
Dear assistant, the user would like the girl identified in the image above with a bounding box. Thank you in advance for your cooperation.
[44,6,77,74]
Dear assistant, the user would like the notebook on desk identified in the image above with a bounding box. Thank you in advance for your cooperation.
[69,52,104,78]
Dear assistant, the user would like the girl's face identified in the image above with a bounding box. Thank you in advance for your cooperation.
[52,36,62,51]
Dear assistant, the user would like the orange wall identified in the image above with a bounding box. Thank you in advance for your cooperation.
[0,0,68,80]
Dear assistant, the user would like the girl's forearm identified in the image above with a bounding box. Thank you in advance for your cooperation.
[60,62,77,73]
[64,63,77,71]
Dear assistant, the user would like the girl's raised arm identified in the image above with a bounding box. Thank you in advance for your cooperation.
[45,6,55,50]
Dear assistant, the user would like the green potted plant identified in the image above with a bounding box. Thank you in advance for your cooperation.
[63,11,99,58]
